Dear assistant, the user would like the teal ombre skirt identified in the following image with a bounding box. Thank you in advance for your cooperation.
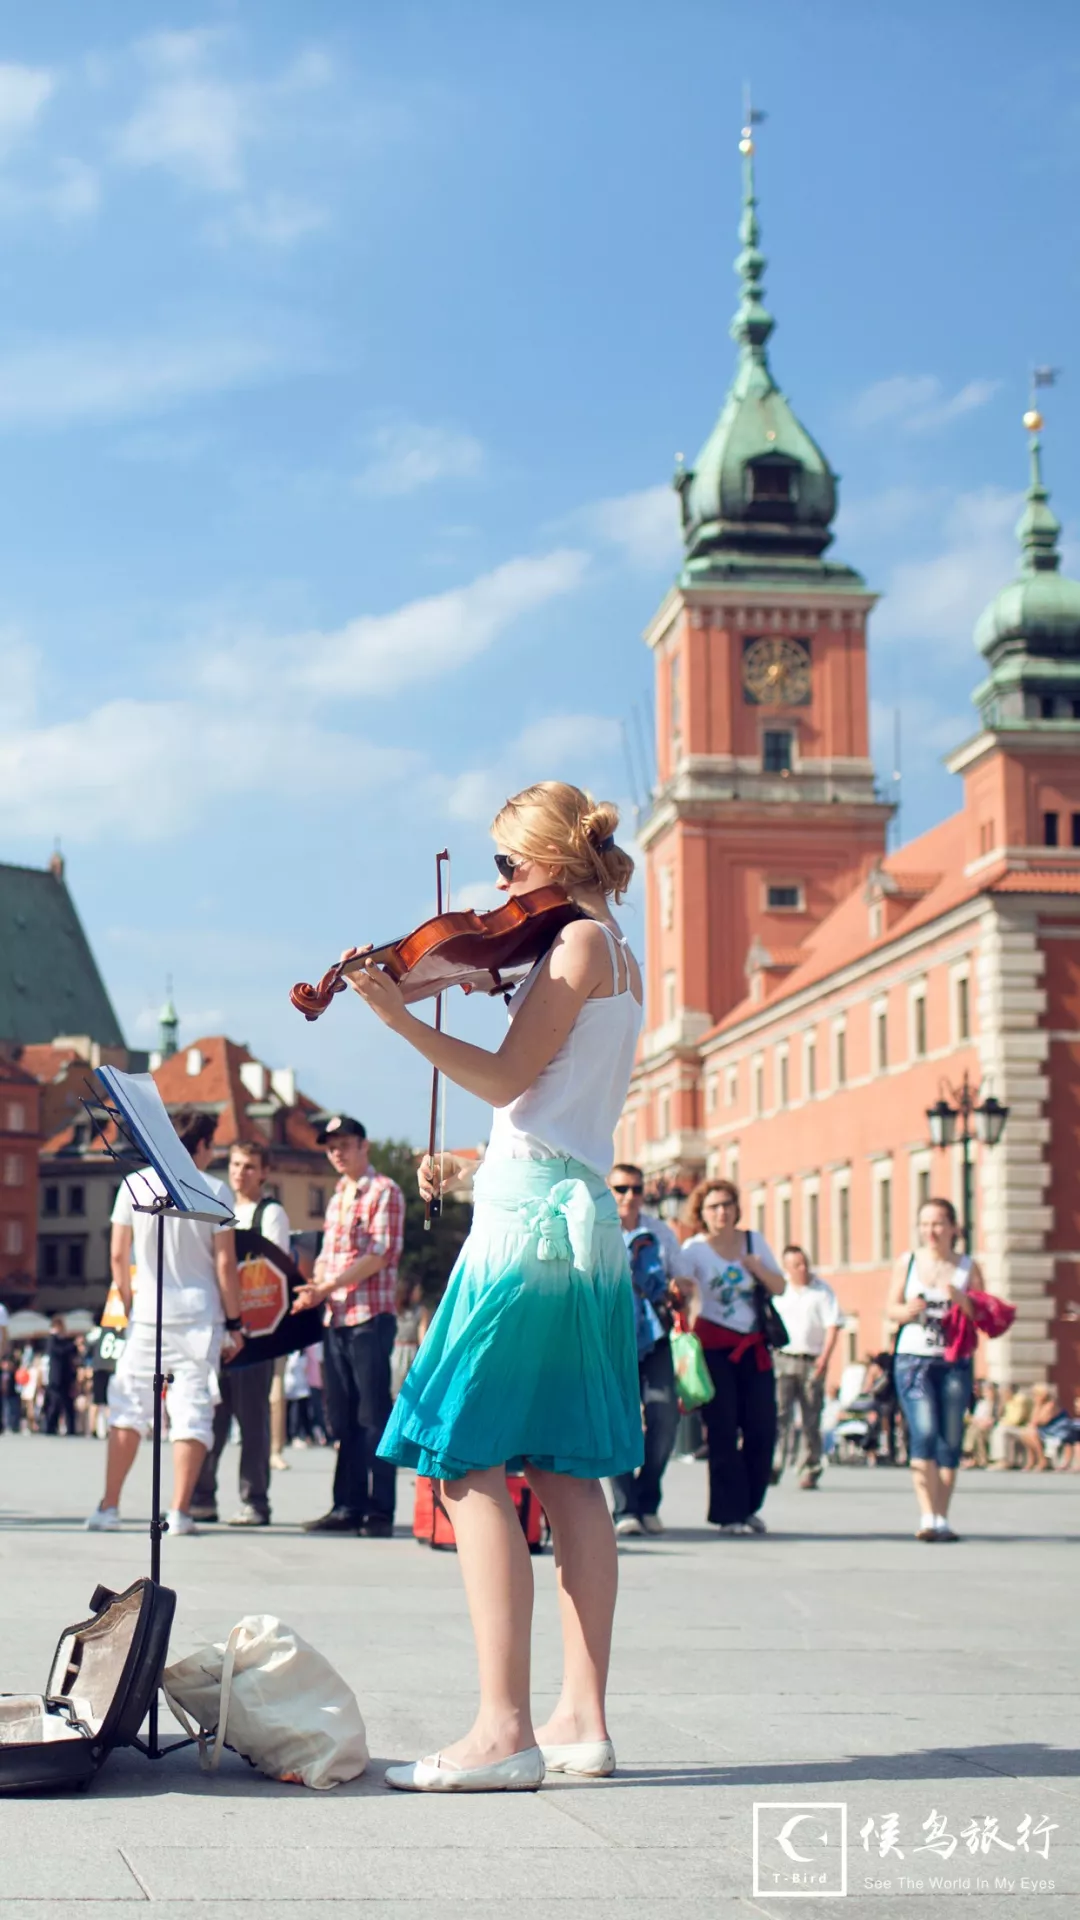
[378,1156,644,1482]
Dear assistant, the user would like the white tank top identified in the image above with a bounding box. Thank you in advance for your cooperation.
[485,924,643,1178]
[895,1251,972,1357]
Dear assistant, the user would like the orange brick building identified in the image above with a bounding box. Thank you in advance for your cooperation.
[620,128,1080,1397]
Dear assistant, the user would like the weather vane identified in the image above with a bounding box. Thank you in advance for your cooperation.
[1025,364,1060,430]
[740,82,766,152]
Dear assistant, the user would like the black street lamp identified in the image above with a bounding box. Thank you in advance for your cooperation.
[925,1071,1009,1251]
[645,1175,688,1222]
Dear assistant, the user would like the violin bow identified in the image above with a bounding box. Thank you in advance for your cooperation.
[424,849,451,1231]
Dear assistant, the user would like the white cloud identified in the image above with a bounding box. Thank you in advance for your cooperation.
[0,333,287,428]
[118,74,248,191]
[207,192,329,248]
[198,550,590,701]
[357,422,485,497]
[852,374,1000,436]
[0,698,419,843]
[0,63,55,153]
[577,484,681,569]
[116,32,334,241]
[444,713,623,826]
[874,487,1020,656]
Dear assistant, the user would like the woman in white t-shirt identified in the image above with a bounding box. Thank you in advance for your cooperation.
[885,1196,980,1544]
[677,1179,785,1535]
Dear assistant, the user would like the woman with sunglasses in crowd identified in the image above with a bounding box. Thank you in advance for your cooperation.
[677,1179,785,1535]
[346,782,643,1794]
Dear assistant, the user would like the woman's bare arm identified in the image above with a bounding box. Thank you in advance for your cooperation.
[347,920,616,1107]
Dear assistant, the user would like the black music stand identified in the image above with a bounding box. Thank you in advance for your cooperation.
[88,1066,234,1760]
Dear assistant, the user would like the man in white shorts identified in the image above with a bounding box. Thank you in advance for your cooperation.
[86,1109,245,1536]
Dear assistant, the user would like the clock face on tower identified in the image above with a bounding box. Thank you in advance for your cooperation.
[742,635,812,707]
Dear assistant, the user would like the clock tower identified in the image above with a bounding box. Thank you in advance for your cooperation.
[625,119,892,1182]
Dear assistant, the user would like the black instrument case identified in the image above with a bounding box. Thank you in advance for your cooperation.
[0,1577,175,1793]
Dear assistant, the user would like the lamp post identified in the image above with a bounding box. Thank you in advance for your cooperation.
[645,1175,688,1223]
[925,1071,1009,1252]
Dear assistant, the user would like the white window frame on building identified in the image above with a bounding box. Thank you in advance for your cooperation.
[4,1220,23,1256]
[705,1073,718,1117]
[752,1188,767,1240]
[658,1090,671,1140]
[725,1065,738,1108]
[659,865,675,931]
[909,978,928,1061]
[803,1030,818,1099]
[726,1144,740,1188]
[2,1153,23,1187]
[762,727,795,775]
[909,1149,933,1235]
[6,1101,26,1132]
[832,1015,848,1090]
[776,1043,789,1109]
[802,1175,821,1267]
[752,1053,765,1117]
[872,996,889,1075]
[776,1181,793,1252]
[873,1159,894,1264]
[765,880,805,913]
[670,651,682,760]
[833,1170,852,1268]
[663,970,677,1023]
[951,962,972,1045]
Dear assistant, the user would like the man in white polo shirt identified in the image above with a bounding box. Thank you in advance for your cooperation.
[86,1109,245,1536]
[773,1243,842,1490]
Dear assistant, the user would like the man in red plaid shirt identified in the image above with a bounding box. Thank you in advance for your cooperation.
[294,1115,405,1536]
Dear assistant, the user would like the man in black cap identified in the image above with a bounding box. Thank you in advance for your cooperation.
[294,1117,405,1536]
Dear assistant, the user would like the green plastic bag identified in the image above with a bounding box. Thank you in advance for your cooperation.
[671,1328,715,1411]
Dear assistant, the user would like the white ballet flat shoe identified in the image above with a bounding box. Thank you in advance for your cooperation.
[539,1738,616,1778]
[384,1746,545,1793]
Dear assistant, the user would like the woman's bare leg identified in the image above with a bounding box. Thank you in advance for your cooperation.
[435,1467,535,1769]
[910,1458,943,1523]
[526,1469,617,1745]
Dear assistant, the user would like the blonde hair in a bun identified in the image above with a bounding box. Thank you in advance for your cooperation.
[492,781,634,902]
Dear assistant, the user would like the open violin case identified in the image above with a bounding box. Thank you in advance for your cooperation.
[0,1578,175,1793]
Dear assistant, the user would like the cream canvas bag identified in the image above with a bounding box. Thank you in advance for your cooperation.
[163,1615,368,1790]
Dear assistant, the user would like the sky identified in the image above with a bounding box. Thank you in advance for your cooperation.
[1,0,1078,1144]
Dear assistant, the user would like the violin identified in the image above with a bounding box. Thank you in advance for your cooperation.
[290,884,585,1020]
[291,875,585,1231]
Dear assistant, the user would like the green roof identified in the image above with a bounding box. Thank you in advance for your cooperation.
[973,429,1080,729]
[674,127,858,589]
[0,860,125,1047]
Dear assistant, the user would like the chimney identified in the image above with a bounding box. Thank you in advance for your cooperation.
[49,846,65,881]
[239,1060,269,1101]
[270,1067,296,1108]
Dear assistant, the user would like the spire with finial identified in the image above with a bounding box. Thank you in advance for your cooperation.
[673,95,848,582]
[1016,407,1062,574]
[159,977,179,1059]
[732,86,774,363]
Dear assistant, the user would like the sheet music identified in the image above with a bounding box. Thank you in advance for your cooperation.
[94,1066,235,1224]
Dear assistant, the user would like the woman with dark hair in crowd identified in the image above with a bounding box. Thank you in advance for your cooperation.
[677,1179,785,1535]
[885,1195,979,1543]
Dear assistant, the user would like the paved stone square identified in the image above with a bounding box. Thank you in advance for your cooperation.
[0,1432,1077,1916]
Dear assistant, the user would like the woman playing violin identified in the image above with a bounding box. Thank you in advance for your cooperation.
[347,781,643,1794]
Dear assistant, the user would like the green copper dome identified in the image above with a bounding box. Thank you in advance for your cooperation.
[675,129,850,586]
[973,429,1080,727]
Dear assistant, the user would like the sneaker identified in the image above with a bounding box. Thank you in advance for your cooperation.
[798,1472,820,1491]
[188,1504,219,1523]
[639,1514,664,1535]
[744,1512,768,1534]
[614,1515,644,1537]
[85,1505,121,1531]
[166,1509,198,1536]
[717,1521,753,1535]
[227,1506,270,1527]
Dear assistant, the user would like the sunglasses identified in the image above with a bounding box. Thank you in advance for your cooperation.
[612,1184,644,1196]
[494,852,525,881]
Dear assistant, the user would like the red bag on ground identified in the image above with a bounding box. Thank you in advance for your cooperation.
[413,1476,548,1553]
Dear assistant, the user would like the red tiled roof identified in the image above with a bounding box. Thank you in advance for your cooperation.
[991,871,1080,895]
[15,1043,81,1082]
[757,947,806,970]
[44,1035,323,1158]
[710,810,980,1037]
